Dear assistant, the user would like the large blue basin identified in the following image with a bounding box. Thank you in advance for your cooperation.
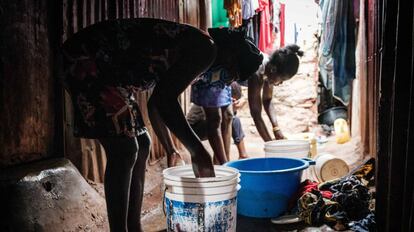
[225,157,314,218]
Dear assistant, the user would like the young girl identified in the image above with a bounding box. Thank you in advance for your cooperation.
[248,44,304,141]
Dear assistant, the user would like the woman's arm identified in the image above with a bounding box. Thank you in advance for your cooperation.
[248,74,273,141]
[148,86,215,178]
[147,31,216,177]
[146,100,183,167]
[262,81,286,140]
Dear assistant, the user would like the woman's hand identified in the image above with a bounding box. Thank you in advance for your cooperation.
[232,97,247,111]
[191,148,216,177]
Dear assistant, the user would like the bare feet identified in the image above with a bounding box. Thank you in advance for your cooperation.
[167,152,185,167]
[238,154,249,159]
[236,140,248,159]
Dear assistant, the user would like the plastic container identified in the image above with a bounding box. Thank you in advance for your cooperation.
[313,153,349,182]
[334,118,351,144]
[225,157,315,218]
[264,140,310,158]
[163,165,240,232]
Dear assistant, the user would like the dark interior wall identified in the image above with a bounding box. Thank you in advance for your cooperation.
[0,0,208,177]
[0,1,57,167]
[376,0,414,231]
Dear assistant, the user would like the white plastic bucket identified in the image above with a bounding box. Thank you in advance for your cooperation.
[163,165,240,232]
[313,153,349,182]
[264,140,310,158]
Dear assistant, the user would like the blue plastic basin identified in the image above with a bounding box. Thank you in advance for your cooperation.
[225,157,315,218]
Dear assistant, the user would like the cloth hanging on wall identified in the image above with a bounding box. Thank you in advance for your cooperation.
[257,0,274,53]
[279,2,285,47]
[242,0,257,20]
[272,0,281,33]
[212,0,230,28]
[253,14,261,47]
[242,0,260,45]
[224,0,243,27]
[319,0,340,56]
[331,0,356,105]
[318,0,355,106]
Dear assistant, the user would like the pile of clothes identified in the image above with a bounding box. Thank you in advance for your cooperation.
[295,158,376,231]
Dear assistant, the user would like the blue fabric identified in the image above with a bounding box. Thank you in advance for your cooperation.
[319,0,340,56]
[191,66,232,108]
[232,116,245,144]
[332,0,356,105]
[319,0,355,105]
[242,0,257,20]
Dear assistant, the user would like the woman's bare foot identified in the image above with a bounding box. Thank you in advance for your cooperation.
[167,152,185,167]
[238,154,249,159]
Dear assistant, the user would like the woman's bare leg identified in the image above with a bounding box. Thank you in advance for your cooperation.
[236,140,249,159]
[221,105,233,161]
[127,132,151,232]
[99,137,139,232]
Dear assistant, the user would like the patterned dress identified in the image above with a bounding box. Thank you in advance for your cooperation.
[190,65,233,108]
[62,18,209,138]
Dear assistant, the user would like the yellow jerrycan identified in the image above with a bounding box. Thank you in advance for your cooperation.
[334,118,350,144]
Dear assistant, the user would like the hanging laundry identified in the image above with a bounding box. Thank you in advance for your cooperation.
[318,0,356,105]
[257,0,274,53]
[242,0,257,20]
[279,2,285,47]
[271,0,281,33]
[331,0,356,105]
[242,19,255,41]
[242,0,260,41]
[212,0,230,28]
[224,0,243,28]
[319,0,340,56]
[253,14,261,47]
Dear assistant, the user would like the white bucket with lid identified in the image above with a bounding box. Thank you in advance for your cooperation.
[163,165,240,232]
[313,153,349,182]
[264,139,310,158]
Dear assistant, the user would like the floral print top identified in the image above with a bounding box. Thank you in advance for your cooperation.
[62,18,203,138]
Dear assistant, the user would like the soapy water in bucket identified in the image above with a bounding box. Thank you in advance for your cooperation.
[163,165,240,232]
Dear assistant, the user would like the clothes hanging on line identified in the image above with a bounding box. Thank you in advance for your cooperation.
[257,0,274,53]
[225,0,243,28]
[318,0,356,106]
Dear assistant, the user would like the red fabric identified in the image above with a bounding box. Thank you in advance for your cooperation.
[279,3,285,47]
[301,180,333,199]
[258,0,274,54]
[288,179,333,210]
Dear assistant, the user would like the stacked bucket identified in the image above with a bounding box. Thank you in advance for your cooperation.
[163,165,240,232]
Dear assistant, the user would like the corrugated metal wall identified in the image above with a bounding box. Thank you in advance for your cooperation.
[376,0,414,230]
[62,0,202,182]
